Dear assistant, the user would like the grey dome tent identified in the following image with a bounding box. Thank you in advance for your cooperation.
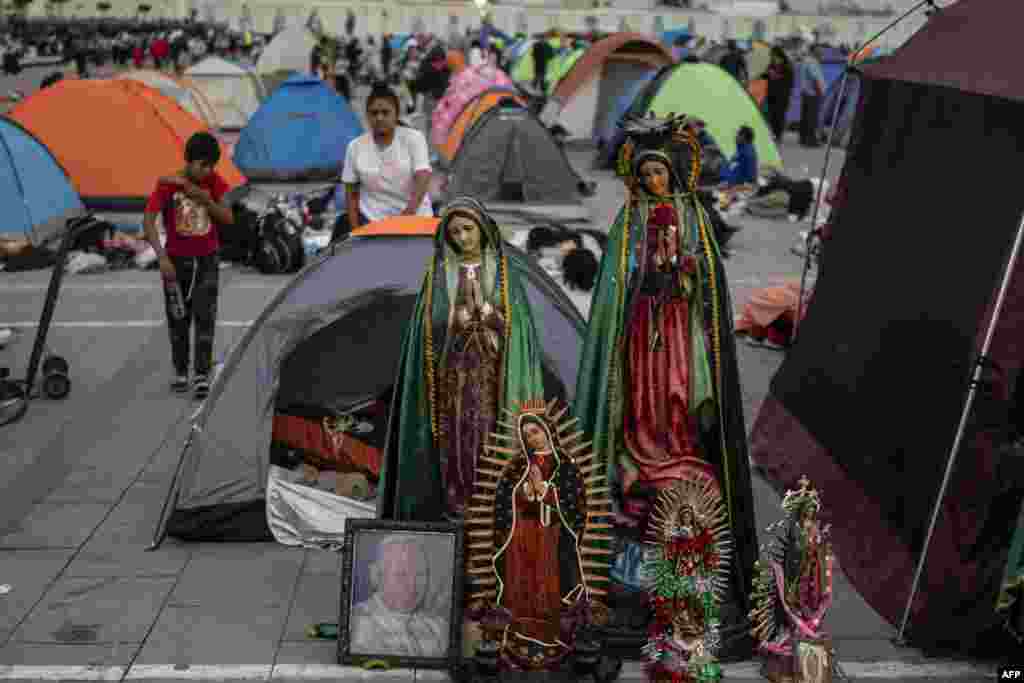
[445,102,587,209]
[150,227,586,548]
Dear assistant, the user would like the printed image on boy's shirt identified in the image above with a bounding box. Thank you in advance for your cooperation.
[173,192,212,238]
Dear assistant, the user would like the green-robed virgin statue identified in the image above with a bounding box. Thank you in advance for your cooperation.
[378,197,549,524]
[573,117,759,662]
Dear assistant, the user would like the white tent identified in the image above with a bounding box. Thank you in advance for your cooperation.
[257,25,318,76]
[117,70,221,129]
[186,56,267,131]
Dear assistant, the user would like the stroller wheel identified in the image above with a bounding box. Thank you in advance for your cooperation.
[42,355,69,377]
[284,233,304,272]
[255,237,282,274]
[42,372,71,400]
[273,235,293,274]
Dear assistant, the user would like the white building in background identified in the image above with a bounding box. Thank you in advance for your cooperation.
[26,0,930,50]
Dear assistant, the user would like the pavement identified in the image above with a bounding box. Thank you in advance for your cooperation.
[0,64,1008,682]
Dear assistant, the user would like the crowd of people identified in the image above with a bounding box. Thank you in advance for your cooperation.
[0,16,260,78]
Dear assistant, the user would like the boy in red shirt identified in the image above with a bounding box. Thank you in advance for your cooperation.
[143,132,234,399]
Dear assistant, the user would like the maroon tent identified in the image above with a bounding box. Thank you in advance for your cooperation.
[750,0,1024,655]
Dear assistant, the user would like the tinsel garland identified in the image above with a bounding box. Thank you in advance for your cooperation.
[642,546,723,683]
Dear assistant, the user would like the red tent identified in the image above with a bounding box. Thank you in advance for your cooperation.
[750,0,1024,655]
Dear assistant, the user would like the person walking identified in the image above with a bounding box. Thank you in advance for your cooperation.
[759,46,794,142]
[143,132,235,400]
[798,45,826,148]
[411,38,450,147]
[334,84,433,243]
[719,39,748,87]
[531,32,553,93]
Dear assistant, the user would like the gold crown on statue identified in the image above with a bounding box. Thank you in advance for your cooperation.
[782,475,821,516]
[515,398,549,416]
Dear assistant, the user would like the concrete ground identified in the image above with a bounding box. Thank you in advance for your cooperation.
[0,65,1005,681]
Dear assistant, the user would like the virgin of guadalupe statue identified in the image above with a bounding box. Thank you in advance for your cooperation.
[750,476,837,683]
[378,198,547,524]
[642,468,732,683]
[464,398,613,671]
[573,114,758,659]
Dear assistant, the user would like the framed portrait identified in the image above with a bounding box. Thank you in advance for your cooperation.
[338,519,464,670]
[793,637,833,683]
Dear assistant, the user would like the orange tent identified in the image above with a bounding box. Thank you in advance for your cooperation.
[8,78,245,210]
[437,88,526,164]
[748,78,768,105]
[551,33,673,103]
[351,215,438,237]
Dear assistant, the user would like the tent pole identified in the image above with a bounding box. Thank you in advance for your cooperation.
[146,425,199,551]
[791,0,934,347]
[895,207,1024,645]
[792,67,848,346]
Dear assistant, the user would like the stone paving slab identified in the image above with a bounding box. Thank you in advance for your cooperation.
[79,496,174,554]
[281,575,339,642]
[274,642,336,668]
[0,550,75,632]
[0,642,138,667]
[0,503,110,550]
[38,466,155,505]
[12,576,175,644]
[168,546,302,608]
[299,550,341,577]
[61,545,191,580]
[133,604,291,666]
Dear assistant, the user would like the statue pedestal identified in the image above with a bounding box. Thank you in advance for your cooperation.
[463,636,622,683]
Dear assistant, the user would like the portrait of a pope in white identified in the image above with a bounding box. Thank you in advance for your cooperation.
[349,533,452,659]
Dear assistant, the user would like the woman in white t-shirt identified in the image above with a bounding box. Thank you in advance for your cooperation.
[335,84,434,242]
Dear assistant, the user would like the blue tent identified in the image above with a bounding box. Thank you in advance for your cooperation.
[594,69,660,149]
[0,116,83,245]
[233,74,364,182]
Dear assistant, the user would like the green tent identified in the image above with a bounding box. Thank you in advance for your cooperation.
[543,46,587,94]
[510,40,581,90]
[510,46,536,83]
[643,62,783,169]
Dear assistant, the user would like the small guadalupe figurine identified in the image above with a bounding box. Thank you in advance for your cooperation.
[750,476,837,683]
[642,469,733,683]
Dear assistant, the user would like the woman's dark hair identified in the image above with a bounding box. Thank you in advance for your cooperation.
[526,224,580,253]
[738,125,755,144]
[562,246,599,292]
[366,82,400,114]
[184,131,221,165]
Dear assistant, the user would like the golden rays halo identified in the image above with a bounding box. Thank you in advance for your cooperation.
[646,467,734,603]
[463,397,613,607]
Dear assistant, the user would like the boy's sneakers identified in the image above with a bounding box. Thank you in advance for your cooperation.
[192,374,210,400]
[170,373,190,393]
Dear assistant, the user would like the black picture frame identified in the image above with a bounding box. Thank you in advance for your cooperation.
[338,519,464,670]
